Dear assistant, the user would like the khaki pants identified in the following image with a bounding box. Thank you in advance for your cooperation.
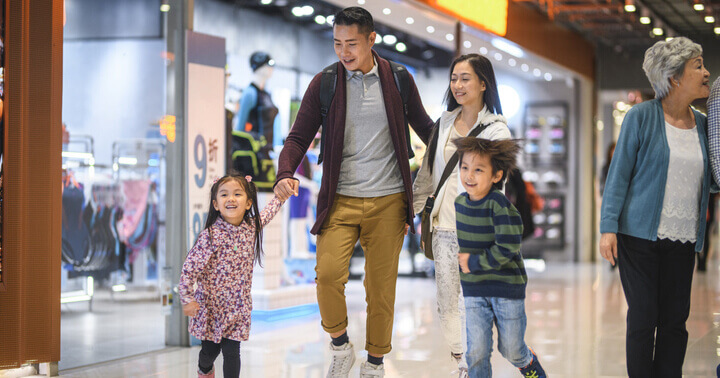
[316,192,407,355]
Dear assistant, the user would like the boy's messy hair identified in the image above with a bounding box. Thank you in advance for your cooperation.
[453,137,521,191]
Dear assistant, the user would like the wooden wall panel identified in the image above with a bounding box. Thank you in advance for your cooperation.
[0,0,62,368]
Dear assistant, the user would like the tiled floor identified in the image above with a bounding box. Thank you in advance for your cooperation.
[12,260,720,377]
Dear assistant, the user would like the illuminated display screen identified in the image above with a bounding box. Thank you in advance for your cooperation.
[434,0,508,36]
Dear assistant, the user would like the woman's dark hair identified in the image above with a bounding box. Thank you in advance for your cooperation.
[333,6,374,36]
[202,174,264,266]
[444,54,503,115]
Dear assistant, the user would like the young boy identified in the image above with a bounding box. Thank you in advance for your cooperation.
[453,137,546,378]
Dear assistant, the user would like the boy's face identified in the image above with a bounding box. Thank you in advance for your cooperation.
[459,152,503,201]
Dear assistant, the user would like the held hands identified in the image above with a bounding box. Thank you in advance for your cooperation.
[599,233,618,266]
[458,253,471,274]
[182,301,200,317]
[274,178,299,201]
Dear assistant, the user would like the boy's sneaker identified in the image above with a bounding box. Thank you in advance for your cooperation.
[519,348,546,378]
[326,341,356,378]
[359,361,385,377]
[452,352,469,378]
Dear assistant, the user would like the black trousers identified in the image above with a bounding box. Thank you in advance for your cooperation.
[199,338,241,377]
[617,233,695,378]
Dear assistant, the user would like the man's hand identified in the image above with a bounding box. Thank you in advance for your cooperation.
[183,301,200,317]
[274,178,299,201]
[458,253,471,273]
[599,233,618,266]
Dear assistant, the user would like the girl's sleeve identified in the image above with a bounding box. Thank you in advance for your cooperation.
[178,230,213,305]
[259,196,284,227]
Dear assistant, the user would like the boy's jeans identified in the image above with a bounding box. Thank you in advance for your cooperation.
[464,296,533,378]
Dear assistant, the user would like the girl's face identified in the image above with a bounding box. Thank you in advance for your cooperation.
[213,180,252,226]
[451,61,486,109]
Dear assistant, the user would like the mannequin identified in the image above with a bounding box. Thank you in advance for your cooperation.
[234,52,279,154]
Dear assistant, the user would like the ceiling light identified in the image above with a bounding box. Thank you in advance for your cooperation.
[326,15,334,25]
[357,0,365,4]
[491,38,524,58]
[624,0,636,13]
[446,33,454,41]
[383,34,397,45]
[314,15,326,25]
[291,7,304,17]
[544,73,553,81]
[521,64,529,72]
[694,3,705,11]
[426,26,435,33]
[260,0,272,4]
[494,52,503,61]
[302,5,313,16]
[508,58,517,67]
[422,50,435,59]
[705,15,715,23]
[375,34,382,44]
[406,17,414,24]
[160,3,170,11]
[533,68,541,77]
[715,26,720,34]
[396,42,407,52]
[464,41,472,48]
[383,8,391,15]
[652,27,664,36]
[640,16,651,24]
[479,47,488,54]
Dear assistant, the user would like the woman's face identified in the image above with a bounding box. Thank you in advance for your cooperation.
[674,55,710,100]
[451,61,486,108]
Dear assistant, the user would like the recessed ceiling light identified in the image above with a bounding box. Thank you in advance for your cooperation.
[396,42,407,52]
[652,27,664,35]
[426,26,435,33]
[715,27,720,34]
[494,52,503,61]
[383,34,397,45]
[406,17,414,24]
[508,58,517,66]
[639,16,651,24]
[624,4,636,12]
[260,0,272,4]
[357,0,365,4]
[544,73,553,81]
[160,3,170,11]
[375,34,382,44]
[314,15,325,25]
[383,8,391,15]
[705,16,715,23]
[694,3,705,11]
[533,68,541,77]
[446,33,454,41]
[326,15,334,25]
[521,64,529,72]
[463,41,472,48]
[479,47,488,54]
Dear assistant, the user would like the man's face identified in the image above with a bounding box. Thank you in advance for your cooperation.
[333,24,375,74]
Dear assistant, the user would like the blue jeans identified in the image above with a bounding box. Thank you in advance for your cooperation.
[465,296,532,378]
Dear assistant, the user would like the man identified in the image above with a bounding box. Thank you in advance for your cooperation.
[274,6,433,377]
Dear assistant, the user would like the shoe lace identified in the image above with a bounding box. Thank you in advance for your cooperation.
[523,371,540,378]
[329,354,352,375]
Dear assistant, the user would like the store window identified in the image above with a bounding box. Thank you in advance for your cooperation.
[60,0,171,369]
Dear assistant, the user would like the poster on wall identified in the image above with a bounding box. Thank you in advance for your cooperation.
[186,32,226,247]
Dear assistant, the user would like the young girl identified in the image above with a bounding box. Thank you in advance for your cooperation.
[179,174,284,378]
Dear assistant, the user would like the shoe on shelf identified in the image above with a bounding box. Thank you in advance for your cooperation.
[452,352,469,378]
[519,348,547,378]
[326,341,356,378]
[197,366,215,378]
[359,361,385,377]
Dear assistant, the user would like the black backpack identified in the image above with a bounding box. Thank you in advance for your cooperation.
[317,60,415,164]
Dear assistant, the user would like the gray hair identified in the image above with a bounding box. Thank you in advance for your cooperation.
[642,37,703,99]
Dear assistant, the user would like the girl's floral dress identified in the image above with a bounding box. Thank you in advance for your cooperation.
[178,196,282,342]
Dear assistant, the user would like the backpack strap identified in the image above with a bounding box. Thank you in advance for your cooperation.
[317,63,337,165]
[389,61,414,159]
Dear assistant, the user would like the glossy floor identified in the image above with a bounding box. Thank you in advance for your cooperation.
[45,261,720,376]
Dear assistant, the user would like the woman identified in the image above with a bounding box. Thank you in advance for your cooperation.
[413,54,511,377]
[600,37,712,376]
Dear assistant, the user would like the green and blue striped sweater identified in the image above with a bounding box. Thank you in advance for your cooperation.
[455,190,527,299]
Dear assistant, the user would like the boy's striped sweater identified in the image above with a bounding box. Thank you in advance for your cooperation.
[455,190,527,299]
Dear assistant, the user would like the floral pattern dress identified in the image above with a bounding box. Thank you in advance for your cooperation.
[178,196,283,343]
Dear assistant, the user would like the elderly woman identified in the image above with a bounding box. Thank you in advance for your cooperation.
[600,37,711,376]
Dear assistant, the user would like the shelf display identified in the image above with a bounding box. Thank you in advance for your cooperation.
[521,102,569,255]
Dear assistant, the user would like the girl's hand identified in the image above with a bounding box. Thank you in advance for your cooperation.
[458,253,471,273]
[599,233,618,266]
[183,301,200,317]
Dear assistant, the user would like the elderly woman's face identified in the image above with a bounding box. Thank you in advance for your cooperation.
[674,56,710,100]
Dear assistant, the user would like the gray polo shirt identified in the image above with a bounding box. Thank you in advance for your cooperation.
[336,60,404,197]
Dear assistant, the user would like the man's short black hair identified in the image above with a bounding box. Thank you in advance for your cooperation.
[333,7,374,36]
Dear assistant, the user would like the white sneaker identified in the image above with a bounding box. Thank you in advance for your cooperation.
[359,361,385,377]
[326,342,355,378]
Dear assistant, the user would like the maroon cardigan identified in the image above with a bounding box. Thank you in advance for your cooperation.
[276,51,434,234]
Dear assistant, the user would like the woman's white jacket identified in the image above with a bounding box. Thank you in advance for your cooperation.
[412,106,511,223]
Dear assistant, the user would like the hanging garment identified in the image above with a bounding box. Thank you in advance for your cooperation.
[119,180,151,242]
[61,184,91,267]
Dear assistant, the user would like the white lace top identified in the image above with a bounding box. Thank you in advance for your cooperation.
[656,121,703,243]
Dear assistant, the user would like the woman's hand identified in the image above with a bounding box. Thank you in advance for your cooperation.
[183,301,200,317]
[600,233,618,266]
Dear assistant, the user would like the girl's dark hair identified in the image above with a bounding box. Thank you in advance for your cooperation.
[453,137,521,191]
[444,54,503,115]
[203,174,264,266]
[333,6,374,36]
